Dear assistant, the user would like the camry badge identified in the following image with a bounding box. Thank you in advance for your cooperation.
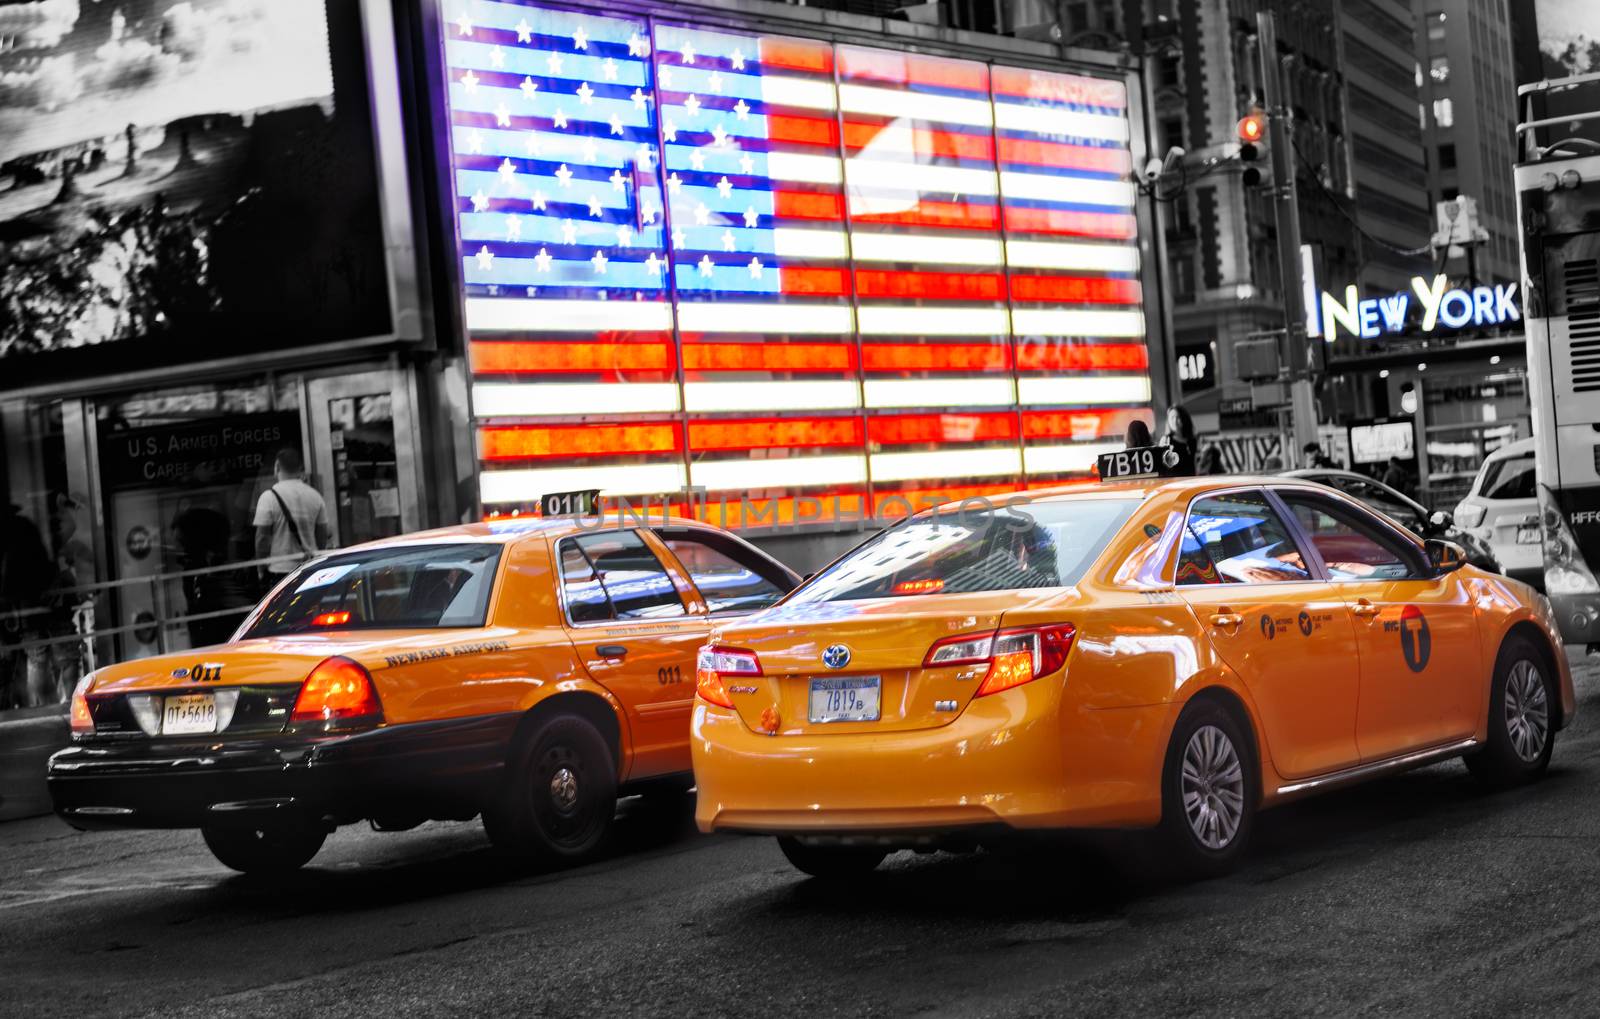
[821,644,851,670]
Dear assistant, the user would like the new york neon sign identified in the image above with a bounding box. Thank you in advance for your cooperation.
[1315,275,1520,340]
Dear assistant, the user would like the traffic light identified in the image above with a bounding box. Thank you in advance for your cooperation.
[1238,108,1267,187]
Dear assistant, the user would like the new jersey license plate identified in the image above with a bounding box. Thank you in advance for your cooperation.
[809,676,881,723]
[163,693,216,735]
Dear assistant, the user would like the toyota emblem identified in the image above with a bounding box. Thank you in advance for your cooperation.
[821,644,851,670]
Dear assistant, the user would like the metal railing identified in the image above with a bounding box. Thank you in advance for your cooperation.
[0,555,310,712]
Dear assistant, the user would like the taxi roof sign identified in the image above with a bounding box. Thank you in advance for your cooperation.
[1097,445,1193,482]
[540,489,600,517]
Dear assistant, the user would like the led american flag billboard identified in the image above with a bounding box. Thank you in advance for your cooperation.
[442,0,1152,523]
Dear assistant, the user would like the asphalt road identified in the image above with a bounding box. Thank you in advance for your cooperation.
[5,656,1600,1019]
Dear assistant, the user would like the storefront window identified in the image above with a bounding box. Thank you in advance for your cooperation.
[0,399,96,711]
[96,379,303,657]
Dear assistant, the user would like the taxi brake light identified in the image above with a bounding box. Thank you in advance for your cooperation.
[70,676,94,736]
[696,644,760,709]
[312,611,351,627]
[966,623,1077,697]
[894,578,945,595]
[291,656,382,726]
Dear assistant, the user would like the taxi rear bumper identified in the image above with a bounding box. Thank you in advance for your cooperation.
[691,681,1171,836]
[48,712,519,831]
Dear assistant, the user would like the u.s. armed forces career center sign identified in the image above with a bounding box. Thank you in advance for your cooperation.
[1312,275,1520,341]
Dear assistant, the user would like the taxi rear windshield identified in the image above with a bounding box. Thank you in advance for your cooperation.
[787,498,1139,603]
[244,544,502,638]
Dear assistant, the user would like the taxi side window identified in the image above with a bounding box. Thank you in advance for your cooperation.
[657,531,788,614]
[1280,494,1423,581]
[1178,492,1311,585]
[559,531,686,623]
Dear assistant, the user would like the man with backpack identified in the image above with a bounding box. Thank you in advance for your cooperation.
[253,448,331,587]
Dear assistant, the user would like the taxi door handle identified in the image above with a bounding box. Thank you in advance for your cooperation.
[1352,601,1380,619]
[1209,611,1243,630]
[596,644,628,658]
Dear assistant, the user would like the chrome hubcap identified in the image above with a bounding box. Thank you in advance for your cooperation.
[549,766,579,811]
[1505,659,1550,763]
[1182,725,1245,850]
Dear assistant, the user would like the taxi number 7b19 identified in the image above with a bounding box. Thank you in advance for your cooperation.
[809,677,881,723]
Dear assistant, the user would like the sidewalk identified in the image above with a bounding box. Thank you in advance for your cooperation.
[0,711,67,821]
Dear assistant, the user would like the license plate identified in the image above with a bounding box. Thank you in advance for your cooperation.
[163,693,216,735]
[1517,526,1540,544]
[809,676,881,723]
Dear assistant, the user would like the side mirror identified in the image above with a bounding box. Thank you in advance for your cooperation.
[1428,510,1452,532]
[1425,538,1467,574]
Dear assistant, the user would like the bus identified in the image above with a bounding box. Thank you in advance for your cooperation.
[1516,71,1600,645]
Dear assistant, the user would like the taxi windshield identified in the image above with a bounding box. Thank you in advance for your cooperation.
[244,543,503,638]
[787,498,1140,603]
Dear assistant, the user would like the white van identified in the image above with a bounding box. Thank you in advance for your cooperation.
[1454,437,1540,589]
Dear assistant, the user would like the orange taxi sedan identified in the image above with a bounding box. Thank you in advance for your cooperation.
[49,516,797,874]
[692,472,1575,878]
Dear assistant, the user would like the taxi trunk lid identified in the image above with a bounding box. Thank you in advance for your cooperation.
[715,593,1011,736]
[81,633,451,738]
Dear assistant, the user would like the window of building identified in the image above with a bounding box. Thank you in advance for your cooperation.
[1439,143,1457,169]
[1433,97,1454,128]
[1158,54,1181,88]
[1426,10,1447,42]
[1159,116,1184,153]
[1430,56,1450,82]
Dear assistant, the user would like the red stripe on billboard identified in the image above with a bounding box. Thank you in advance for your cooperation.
[1016,343,1150,372]
[869,412,1018,445]
[1003,206,1137,239]
[471,340,674,375]
[848,199,999,232]
[837,47,989,94]
[480,422,682,461]
[842,122,994,162]
[766,113,840,148]
[853,269,1005,302]
[861,342,1010,372]
[997,137,1131,175]
[758,37,834,74]
[773,190,845,222]
[688,417,865,451]
[1009,275,1142,304]
[776,267,853,297]
[683,341,855,372]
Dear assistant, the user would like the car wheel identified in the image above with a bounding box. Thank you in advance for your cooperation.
[1158,700,1255,878]
[776,836,887,879]
[1466,638,1555,789]
[202,821,326,875]
[484,714,617,864]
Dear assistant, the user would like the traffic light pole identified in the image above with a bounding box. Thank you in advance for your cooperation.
[1256,11,1319,459]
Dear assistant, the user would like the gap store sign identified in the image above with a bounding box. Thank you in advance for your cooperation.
[1311,275,1520,341]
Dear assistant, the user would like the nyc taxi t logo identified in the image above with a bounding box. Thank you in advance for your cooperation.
[1383,606,1432,672]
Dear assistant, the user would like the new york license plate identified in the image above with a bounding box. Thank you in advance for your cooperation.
[809,676,881,723]
[163,693,216,736]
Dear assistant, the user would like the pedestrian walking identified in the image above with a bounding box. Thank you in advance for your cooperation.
[254,449,331,586]
[1302,441,1335,469]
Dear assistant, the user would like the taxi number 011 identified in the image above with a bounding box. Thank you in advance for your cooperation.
[809,677,881,724]
[163,693,216,736]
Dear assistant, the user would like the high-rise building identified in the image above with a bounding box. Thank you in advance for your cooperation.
[1414,0,1520,285]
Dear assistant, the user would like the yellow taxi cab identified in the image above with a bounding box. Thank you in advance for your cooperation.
[691,452,1576,878]
[49,513,798,874]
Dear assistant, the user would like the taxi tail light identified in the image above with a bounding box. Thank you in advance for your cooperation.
[69,676,94,736]
[696,644,760,709]
[975,624,1076,698]
[291,656,382,726]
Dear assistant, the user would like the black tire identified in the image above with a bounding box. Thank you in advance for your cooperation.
[484,714,617,864]
[1157,699,1256,879]
[1466,637,1555,789]
[202,821,326,875]
[776,836,887,879]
